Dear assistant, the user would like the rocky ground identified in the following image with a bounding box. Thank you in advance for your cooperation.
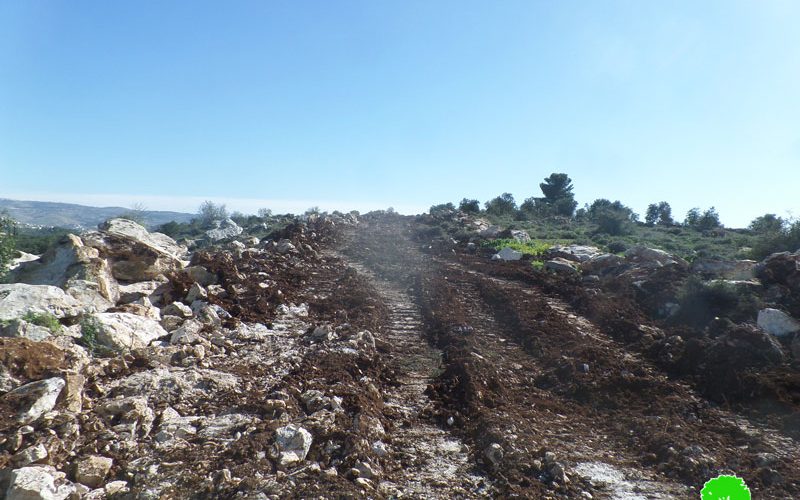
[1,213,798,499]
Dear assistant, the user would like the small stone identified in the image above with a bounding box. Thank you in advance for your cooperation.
[354,461,379,480]
[372,441,389,457]
[301,390,330,413]
[162,301,193,318]
[354,477,373,489]
[273,424,312,466]
[263,399,287,413]
[185,283,208,303]
[484,443,504,466]
[311,325,334,342]
[549,462,568,483]
[105,480,130,495]
[75,455,114,488]
[61,372,85,413]
[11,443,48,466]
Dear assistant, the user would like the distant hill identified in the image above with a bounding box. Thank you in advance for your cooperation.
[0,198,195,230]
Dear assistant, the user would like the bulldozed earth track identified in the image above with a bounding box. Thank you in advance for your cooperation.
[342,215,800,498]
[2,214,798,499]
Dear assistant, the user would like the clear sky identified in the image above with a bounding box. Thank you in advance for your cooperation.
[1,1,798,226]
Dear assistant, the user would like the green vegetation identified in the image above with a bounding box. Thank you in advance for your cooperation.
[117,202,149,225]
[78,316,116,357]
[585,199,638,236]
[673,277,761,327]
[459,198,481,214]
[484,193,517,217]
[197,200,229,228]
[645,202,674,226]
[685,207,722,230]
[417,172,797,261]
[14,227,73,255]
[22,311,62,334]
[538,173,578,216]
[429,203,456,216]
[748,217,800,259]
[0,212,16,278]
[483,238,552,257]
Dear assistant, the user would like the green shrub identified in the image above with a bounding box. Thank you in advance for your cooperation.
[22,311,62,334]
[0,213,17,279]
[458,198,481,214]
[674,277,761,327]
[484,238,551,257]
[78,317,116,357]
[484,193,517,216]
[607,241,627,254]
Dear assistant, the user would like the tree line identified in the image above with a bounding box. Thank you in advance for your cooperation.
[430,172,799,254]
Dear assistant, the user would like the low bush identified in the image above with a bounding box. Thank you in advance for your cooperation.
[78,317,116,357]
[484,238,551,257]
[673,277,761,327]
[22,311,62,334]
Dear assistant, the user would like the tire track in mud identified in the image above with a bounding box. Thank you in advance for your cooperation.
[338,255,494,498]
[343,217,799,498]
[419,267,689,499]
[341,220,688,497]
[435,256,800,498]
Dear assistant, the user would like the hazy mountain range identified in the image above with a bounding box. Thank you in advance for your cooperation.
[0,198,195,230]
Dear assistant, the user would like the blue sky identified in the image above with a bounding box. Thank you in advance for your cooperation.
[1,1,798,226]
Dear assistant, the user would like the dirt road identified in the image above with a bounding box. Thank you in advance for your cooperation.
[341,214,800,499]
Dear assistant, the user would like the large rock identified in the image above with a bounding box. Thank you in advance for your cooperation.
[10,443,48,467]
[704,324,785,371]
[97,396,155,439]
[625,246,688,269]
[510,230,531,243]
[478,225,503,238]
[274,424,312,465]
[5,466,76,500]
[548,245,603,263]
[108,368,238,405]
[64,280,114,313]
[581,254,625,275]
[9,234,119,304]
[82,218,186,282]
[0,284,86,321]
[757,308,800,338]
[205,218,243,242]
[2,378,65,427]
[545,258,579,274]
[117,280,167,304]
[0,319,53,342]
[180,266,218,286]
[155,406,200,444]
[91,312,168,350]
[492,247,523,261]
[8,251,40,271]
[756,251,800,289]
[197,413,257,440]
[691,258,757,281]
